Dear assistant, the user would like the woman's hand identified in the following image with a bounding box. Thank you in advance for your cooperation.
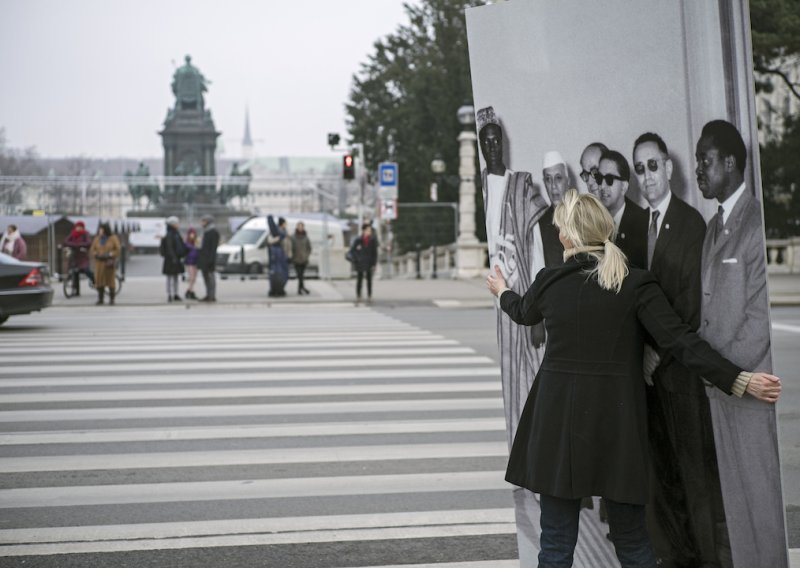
[486,265,508,297]
[745,372,781,403]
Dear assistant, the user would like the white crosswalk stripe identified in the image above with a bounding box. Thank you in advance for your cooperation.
[0,305,618,567]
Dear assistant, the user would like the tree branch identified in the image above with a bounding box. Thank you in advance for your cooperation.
[755,65,800,101]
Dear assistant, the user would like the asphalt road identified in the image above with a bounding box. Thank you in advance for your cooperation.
[0,296,797,567]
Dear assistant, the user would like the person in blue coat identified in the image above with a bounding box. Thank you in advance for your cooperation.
[267,215,290,297]
[486,190,781,568]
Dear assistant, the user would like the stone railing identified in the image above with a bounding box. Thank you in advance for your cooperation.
[385,244,460,279]
[766,238,800,273]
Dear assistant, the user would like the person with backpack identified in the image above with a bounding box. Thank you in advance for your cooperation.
[160,216,186,302]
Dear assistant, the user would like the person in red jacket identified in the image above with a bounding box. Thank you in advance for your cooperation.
[63,221,94,294]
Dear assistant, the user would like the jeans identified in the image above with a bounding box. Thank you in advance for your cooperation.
[295,262,307,291]
[356,269,372,298]
[202,269,216,300]
[539,494,656,568]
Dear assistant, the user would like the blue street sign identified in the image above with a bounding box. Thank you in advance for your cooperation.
[379,162,398,187]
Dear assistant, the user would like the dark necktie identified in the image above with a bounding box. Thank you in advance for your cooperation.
[647,210,660,269]
[714,205,725,244]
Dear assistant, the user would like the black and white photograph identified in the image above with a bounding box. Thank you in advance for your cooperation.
[468,0,789,566]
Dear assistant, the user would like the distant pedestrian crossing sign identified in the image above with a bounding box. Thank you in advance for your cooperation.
[378,162,398,200]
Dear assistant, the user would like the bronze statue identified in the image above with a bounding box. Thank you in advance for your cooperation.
[171,55,210,112]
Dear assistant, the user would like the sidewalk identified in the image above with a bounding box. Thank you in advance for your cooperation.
[51,272,800,308]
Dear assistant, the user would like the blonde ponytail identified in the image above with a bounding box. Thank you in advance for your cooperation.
[554,190,629,293]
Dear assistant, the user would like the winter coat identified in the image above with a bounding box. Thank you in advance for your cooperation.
[501,254,740,505]
[90,234,121,289]
[291,232,312,265]
[197,226,220,271]
[348,234,378,272]
[184,240,199,266]
[160,226,186,275]
[267,216,289,285]
[0,231,27,260]
[64,230,92,269]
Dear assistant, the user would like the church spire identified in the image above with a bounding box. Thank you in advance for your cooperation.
[242,105,253,159]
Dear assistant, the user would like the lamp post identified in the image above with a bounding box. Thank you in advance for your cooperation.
[455,104,485,278]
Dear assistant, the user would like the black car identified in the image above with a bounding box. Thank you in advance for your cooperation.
[0,252,54,326]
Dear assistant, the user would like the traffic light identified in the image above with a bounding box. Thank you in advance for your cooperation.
[343,154,355,180]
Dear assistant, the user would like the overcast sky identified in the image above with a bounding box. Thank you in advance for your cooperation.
[0,0,415,159]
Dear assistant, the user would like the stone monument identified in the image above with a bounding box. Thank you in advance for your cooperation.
[159,55,220,204]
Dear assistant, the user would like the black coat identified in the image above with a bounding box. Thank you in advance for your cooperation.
[648,195,707,391]
[349,235,378,272]
[539,206,563,268]
[160,227,185,276]
[197,227,220,271]
[500,255,740,505]
[617,197,648,269]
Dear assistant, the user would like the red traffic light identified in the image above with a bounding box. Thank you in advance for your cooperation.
[343,154,355,180]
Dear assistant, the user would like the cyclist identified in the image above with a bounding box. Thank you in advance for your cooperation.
[64,221,94,295]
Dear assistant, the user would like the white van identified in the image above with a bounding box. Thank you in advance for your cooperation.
[128,218,166,254]
[216,214,351,279]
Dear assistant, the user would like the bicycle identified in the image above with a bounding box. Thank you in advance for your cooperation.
[62,247,123,298]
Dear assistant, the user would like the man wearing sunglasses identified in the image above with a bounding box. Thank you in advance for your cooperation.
[632,132,717,568]
[476,105,550,566]
[579,142,607,196]
[596,149,648,269]
[695,120,788,568]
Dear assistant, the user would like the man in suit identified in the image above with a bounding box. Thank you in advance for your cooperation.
[596,149,648,268]
[633,132,720,567]
[579,142,607,197]
[696,119,788,567]
[540,150,569,267]
[477,105,549,565]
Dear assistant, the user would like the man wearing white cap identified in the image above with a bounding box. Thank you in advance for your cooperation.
[477,105,549,565]
[540,151,570,267]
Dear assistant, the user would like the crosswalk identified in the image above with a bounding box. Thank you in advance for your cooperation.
[0,304,617,567]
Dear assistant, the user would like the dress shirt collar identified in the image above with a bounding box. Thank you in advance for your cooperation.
[719,182,746,225]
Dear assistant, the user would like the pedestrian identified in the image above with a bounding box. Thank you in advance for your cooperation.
[197,214,219,302]
[0,224,27,260]
[266,216,290,297]
[347,222,378,303]
[63,220,94,294]
[183,227,199,299]
[160,216,186,302]
[486,190,781,568]
[89,222,121,305]
[291,221,312,295]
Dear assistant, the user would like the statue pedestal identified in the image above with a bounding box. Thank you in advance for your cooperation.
[456,240,487,279]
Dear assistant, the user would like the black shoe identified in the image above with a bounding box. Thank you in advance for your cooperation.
[200,297,216,303]
[167,297,173,303]
[173,295,182,301]
[302,287,311,295]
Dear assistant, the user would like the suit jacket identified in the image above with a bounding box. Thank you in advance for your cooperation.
[500,256,740,504]
[539,206,563,267]
[617,197,648,269]
[700,190,771,372]
[699,188,788,567]
[649,195,707,392]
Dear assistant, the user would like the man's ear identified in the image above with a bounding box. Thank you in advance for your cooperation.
[725,154,736,172]
[665,158,673,181]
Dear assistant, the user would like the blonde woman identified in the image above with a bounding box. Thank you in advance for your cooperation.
[486,190,780,568]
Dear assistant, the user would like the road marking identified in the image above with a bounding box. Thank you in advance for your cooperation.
[0,397,503,422]
[3,346,475,365]
[0,470,510,507]
[0,366,500,388]
[0,508,515,544]
[0,442,508,473]
[1,381,500,403]
[0,355,494,376]
[0,524,516,557]
[0,417,506,445]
